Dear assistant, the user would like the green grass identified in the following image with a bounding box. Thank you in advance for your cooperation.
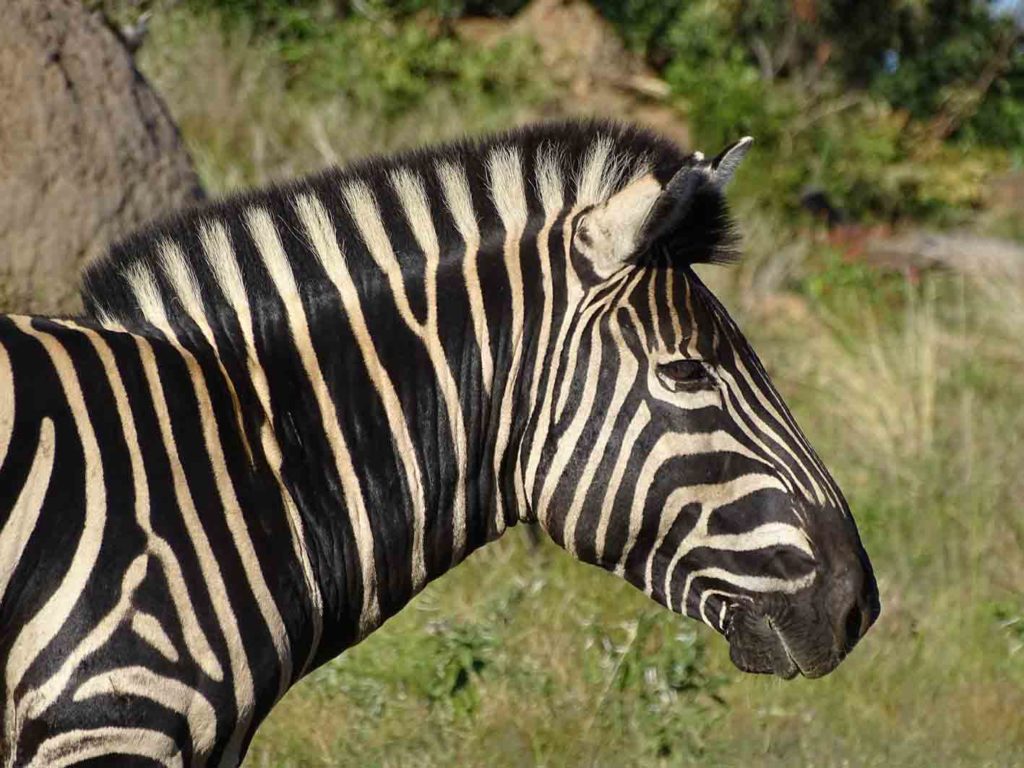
[117,6,1024,765]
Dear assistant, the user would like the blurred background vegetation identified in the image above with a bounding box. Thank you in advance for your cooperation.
[91,0,1024,764]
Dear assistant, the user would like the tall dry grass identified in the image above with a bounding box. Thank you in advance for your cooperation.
[136,9,547,195]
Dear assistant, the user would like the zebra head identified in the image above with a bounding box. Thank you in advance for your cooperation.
[526,138,879,679]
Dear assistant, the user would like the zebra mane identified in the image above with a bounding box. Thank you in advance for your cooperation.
[81,119,738,323]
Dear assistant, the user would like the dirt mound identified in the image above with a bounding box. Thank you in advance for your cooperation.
[0,0,203,313]
[458,0,690,148]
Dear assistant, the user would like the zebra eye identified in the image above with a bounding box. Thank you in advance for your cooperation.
[656,359,714,392]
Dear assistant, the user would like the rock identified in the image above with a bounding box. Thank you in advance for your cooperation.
[458,0,691,148]
[0,0,203,313]
[863,230,1024,278]
[985,171,1024,220]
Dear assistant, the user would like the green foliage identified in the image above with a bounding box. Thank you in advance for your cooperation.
[959,63,1024,148]
[181,0,528,28]
[277,18,542,118]
[589,0,694,65]
[131,2,549,192]
[585,614,728,761]
[284,570,729,764]
[315,617,499,719]
[588,0,1020,223]
[866,1,1022,125]
[175,1,544,118]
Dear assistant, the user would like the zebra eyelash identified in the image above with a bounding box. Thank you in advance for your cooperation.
[655,358,717,393]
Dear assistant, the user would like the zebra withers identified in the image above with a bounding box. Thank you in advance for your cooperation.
[0,121,879,765]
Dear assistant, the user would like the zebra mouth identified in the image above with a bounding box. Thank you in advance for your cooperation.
[766,618,803,679]
[725,611,808,679]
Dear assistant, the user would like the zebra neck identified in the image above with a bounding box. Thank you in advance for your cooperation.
[87,182,579,661]
[298,224,558,652]
[210,208,559,657]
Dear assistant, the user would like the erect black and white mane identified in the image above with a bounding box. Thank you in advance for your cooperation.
[81,120,738,325]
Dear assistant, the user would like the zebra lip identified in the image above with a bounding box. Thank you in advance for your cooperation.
[766,618,803,679]
[767,618,846,679]
[726,612,803,679]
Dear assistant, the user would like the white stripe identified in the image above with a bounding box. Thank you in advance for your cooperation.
[682,274,699,359]
[131,612,180,663]
[74,667,217,759]
[680,568,816,615]
[647,269,661,351]
[436,161,493,394]
[594,403,650,565]
[666,268,683,350]
[5,317,108,751]
[575,136,618,206]
[695,589,745,630]
[0,341,13,466]
[515,147,564,518]
[25,728,183,768]
[487,147,529,533]
[201,220,323,674]
[246,206,380,633]
[0,419,53,604]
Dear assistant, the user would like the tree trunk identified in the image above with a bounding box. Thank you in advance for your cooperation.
[0,0,203,313]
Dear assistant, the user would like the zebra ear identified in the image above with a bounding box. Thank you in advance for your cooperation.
[574,167,707,274]
[709,136,753,189]
[575,138,752,275]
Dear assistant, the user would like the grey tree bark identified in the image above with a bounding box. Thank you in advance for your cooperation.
[0,0,203,313]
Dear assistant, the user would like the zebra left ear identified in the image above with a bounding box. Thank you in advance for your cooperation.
[574,166,707,274]
[575,137,753,275]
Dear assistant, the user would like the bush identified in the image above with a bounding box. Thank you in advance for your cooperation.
[132,3,548,191]
[588,0,1019,222]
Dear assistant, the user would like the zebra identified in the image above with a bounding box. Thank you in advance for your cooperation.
[0,120,879,766]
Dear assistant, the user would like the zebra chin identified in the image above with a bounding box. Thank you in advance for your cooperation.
[725,606,838,680]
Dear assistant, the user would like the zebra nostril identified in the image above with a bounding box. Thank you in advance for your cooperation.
[843,603,864,652]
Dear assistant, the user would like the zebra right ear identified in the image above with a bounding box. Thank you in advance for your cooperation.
[709,136,753,189]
